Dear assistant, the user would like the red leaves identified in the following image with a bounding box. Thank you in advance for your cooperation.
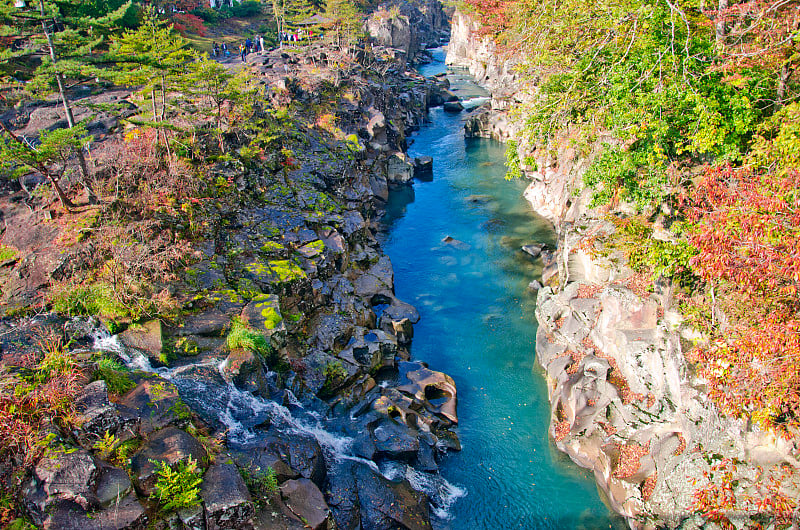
[685,164,800,298]
[692,459,799,524]
[688,317,800,432]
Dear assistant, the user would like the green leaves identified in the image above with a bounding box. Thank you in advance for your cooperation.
[0,122,92,179]
[151,456,203,513]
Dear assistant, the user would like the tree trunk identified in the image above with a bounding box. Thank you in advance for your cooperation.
[39,0,97,203]
[715,0,728,43]
[48,174,76,212]
[160,74,172,163]
[777,62,794,108]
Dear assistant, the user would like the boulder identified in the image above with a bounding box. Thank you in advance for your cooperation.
[201,458,254,530]
[413,156,433,181]
[371,419,420,461]
[130,427,208,496]
[118,320,164,366]
[223,348,269,397]
[233,449,299,484]
[41,499,101,530]
[94,493,147,530]
[386,152,414,186]
[30,447,98,517]
[117,376,187,436]
[260,432,326,488]
[310,312,354,351]
[522,243,549,259]
[94,465,132,508]
[279,478,331,530]
[443,101,463,113]
[240,294,286,348]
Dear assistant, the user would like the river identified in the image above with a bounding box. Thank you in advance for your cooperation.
[378,50,622,529]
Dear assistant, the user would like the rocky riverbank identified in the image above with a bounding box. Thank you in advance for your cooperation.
[0,12,465,528]
[446,8,800,528]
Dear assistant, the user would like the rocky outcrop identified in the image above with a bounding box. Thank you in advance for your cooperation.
[366,0,449,64]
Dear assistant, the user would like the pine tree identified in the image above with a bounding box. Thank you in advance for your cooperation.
[111,5,193,160]
[0,0,134,204]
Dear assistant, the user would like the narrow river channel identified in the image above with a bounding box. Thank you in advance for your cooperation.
[379,51,622,529]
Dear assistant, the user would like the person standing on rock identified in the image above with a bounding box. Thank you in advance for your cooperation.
[259,35,265,54]
[240,42,246,62]
[245,37,252,53]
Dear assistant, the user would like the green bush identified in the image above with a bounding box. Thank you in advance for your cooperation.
[241,466,278,504]
[150,456,203,513]
[504,140,522,180]
[222,1,263,18]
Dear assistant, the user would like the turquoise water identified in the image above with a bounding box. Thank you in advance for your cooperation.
[379,54,622,529]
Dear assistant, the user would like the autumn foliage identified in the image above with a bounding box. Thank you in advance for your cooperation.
[683,165,800,432]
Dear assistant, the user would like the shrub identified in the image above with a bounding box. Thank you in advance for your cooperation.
[0,333,84,524]
[223,0,263,18]
[241,466,278,505]
[172,13,207,36]
[150,456,203,513]
[91,357,135,395]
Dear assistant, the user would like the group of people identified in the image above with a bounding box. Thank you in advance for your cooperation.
[211,35,266,62]
[280,29,319,44]
[211,41,229,58]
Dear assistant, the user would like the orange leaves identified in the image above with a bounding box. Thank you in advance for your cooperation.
[685,165,800,299]
[689,318,800,433]
[692,459,799,525]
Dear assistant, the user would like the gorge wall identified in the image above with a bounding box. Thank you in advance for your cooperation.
[447,9,800,528]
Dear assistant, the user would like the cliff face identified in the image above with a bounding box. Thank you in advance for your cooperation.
[448,10,800,528]
[366,0,450,64]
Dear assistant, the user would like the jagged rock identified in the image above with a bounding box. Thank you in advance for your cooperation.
[521,243,549,258]
[353,463,432,530]
[387,151,414,186]
[441,235,470,250]
[397,366,458,424]
[279,478,331,530]
[413,156,433,181]
[353,256,394,298]
[201,458,254,530]
[310,312,354,351]
[130,427,208,496]
[338,328,398,372]
[342,210,367,237]
[73,380,125,438]
[320,228,347,255]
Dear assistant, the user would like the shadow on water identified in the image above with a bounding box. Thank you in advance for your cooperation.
[379,51,626,529]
